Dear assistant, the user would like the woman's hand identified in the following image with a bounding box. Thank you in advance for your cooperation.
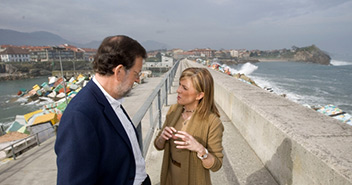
[174,131,215,168]
[159,126,177,141]
[174,131,204,154]
[155,126,177,150]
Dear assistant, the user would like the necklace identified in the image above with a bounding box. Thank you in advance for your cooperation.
[183,106,195,113]
[182,106,194,125]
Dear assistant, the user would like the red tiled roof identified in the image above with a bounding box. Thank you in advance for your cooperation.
[82,48,96,52]
[0,46,29,54]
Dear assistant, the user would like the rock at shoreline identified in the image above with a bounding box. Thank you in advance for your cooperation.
[0,73,30,81]
[292,45,331,65]
[29,69,52,76]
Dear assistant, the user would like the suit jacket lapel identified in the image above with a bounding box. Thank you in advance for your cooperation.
[104,105,133,151]
[87,80,133,151]
[168,104,200,134]
[121,105,139,142]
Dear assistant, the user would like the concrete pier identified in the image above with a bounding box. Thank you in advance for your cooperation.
[0,59,351,185]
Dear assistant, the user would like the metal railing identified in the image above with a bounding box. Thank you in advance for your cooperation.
[0,61,179,160]
[133,60,180,156]
[0,126,56,160]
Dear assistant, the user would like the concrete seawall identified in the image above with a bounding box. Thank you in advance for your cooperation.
[183,60,352,185]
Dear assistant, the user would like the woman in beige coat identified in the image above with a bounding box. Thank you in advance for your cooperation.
[154,67,224,185]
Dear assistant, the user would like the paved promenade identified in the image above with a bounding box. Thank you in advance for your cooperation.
[0,74,277,184]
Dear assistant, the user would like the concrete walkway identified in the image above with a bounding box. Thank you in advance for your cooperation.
[145,71,278,185]
[0,75,278,185]
[0,136,57,185]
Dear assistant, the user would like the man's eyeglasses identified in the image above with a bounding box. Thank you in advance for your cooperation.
[123,66,142,78]
[132,71,142,78]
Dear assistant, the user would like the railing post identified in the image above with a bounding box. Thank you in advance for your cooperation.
[35,133,40,146]
[158,90,162,129]
[169,70,173,93]
[0,126,58,161]
[0,125,4,135]
[165,79,168,106]
[11,145,16,160]
[149,104,154,128]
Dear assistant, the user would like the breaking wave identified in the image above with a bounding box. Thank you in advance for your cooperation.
[238,63,258,75]
[217,62,258,75]
[331,60,352,66]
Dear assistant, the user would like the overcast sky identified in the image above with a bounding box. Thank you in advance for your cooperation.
[1,0,352,55]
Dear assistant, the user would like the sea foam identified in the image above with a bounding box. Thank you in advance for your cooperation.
[331,60,352,66]
[238,63,258,75]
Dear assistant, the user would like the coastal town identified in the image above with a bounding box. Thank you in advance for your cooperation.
[0,43,331,80]
[0,44,330,64]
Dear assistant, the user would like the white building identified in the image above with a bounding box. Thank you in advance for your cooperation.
[161,56,173,67]
[0,47,30,62]
[230,50,239,57]
[145,56,174,68]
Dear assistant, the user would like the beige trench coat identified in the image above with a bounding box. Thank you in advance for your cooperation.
[154,104,224,185]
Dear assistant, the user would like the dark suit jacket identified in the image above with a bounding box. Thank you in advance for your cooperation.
[55,80,138,185]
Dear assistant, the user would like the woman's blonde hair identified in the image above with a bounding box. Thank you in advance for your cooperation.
[180,67,220,119]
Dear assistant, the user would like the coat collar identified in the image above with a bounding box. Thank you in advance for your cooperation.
[86,80,135,151]
[168,104,202,134]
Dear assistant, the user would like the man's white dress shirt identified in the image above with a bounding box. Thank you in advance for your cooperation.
[93,77,147,185]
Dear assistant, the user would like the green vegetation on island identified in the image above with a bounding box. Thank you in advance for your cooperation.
[249,45,331,65]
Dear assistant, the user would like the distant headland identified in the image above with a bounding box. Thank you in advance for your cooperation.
[249,45,331,65]
[207,45,331,66]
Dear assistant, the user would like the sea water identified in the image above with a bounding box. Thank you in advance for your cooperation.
[1,59,351,128]
[0,71,166,129]
[229,59,352,115]
[0,76,50,128]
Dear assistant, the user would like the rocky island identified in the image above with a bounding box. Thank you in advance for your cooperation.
[250,45,331,65]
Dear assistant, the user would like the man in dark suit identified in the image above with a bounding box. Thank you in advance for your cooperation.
[55,35,151,185]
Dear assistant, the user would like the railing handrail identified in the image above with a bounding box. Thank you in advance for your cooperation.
[0,126,56,159]
[132,63,177,124]
[132,60,180,156]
